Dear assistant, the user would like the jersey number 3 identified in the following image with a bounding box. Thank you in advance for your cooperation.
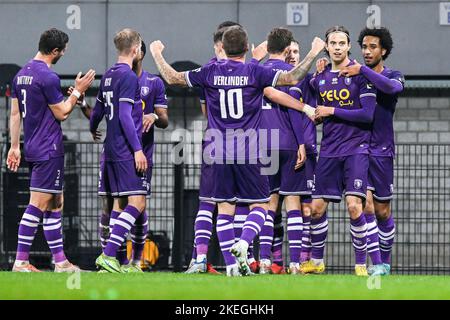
[219,88,243,119]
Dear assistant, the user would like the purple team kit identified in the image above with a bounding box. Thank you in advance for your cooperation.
[260,58,308,196]
[311,62,377,201]
[12,60,65,193]
[91,63,146,197]
[186,59,282,203]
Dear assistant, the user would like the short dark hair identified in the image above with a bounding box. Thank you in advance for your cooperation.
[217,21,242,30]
[38,28,69,54]
[267,27,294,54]
[213,21,242,43]
[357,27,393,60]
[222,26,248,58]
[213,27,228,44]
[114,28,141,55]
[141,40,146,57]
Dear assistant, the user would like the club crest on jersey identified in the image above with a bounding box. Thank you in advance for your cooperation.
[141,86,150,97]
[319,79,326,86]
[354,179,363,190]
[344,77,352,86]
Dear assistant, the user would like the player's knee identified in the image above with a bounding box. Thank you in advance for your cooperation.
[302,205,312,217]
[347,202,362,219]
[102,196,113,214]
[311,205,325,219]
[364,198,375,214]
[375,204,391,221]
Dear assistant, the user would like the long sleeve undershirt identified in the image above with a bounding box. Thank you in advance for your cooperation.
[333,95,377,123]
[360,65,403,95]
[118,101,142,152]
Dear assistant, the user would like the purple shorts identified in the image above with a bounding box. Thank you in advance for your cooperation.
[312,154,368,202]
[268,150,308,196]
[199,163,270,203]
[29,156,64,194]
[301,153,317,204]
[198,161,214,200]
[367,156,394,201]
[98,160,148,197]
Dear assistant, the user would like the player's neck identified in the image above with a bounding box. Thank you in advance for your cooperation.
[228,56,246,63]
[371,61,385,74]
[331,57,350,71]
[268,53,287,61]
[34,52,53,68]
[117,55,133,69]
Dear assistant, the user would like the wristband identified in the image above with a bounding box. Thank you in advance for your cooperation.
[71,89,81,99]
[303,104,315,118]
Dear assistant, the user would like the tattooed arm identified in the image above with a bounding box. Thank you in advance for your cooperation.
[276,37,326,86]
[150,40,187,86]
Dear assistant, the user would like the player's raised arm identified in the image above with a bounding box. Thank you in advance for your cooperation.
[7,98,22,172]
[340,62,404,95]
[251,40,268,62]
[276,37,325,86]
[67,86,93,119]
[150,41,187,86]
[263,87,315,119]
[49,69,96,121]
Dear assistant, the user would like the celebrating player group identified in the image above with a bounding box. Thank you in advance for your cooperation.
[7,19,403,276]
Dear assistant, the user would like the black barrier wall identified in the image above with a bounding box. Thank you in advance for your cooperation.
[0,142,449,274]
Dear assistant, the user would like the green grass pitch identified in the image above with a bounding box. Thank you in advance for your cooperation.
[1,272,450,300]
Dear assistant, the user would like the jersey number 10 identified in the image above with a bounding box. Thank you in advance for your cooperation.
[219,88,243,119]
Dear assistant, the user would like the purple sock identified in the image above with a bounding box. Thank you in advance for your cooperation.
[287,210,302,264]
[131,211,148,264]
[259,210,274,260]
[109,210,127,264]
[195,201,215,257]
[365,213,382,265]
[301,214,311,262]
[233,204,248,244]
[217,214,236,266]
[43,211,66,263]
[240,207,267,245]
[378,214,395,265]
[350,214,368,265]
[16,205,43,261]
[311,212,328,260]
[272,212,284,265]
[104,206,141,258]
[99,211,110,249]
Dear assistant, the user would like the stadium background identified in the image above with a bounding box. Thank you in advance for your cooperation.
[0,0,449,274]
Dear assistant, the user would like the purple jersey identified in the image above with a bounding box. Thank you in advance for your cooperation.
[199,57,218,105]
[96,63,141,162]
[311,63,377,157]
[289,73,318,154]
[368,67,404,157]
[11,60,64,162]
[185,59,281,161]
[261,59,303,151]
[139,70,168,165]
